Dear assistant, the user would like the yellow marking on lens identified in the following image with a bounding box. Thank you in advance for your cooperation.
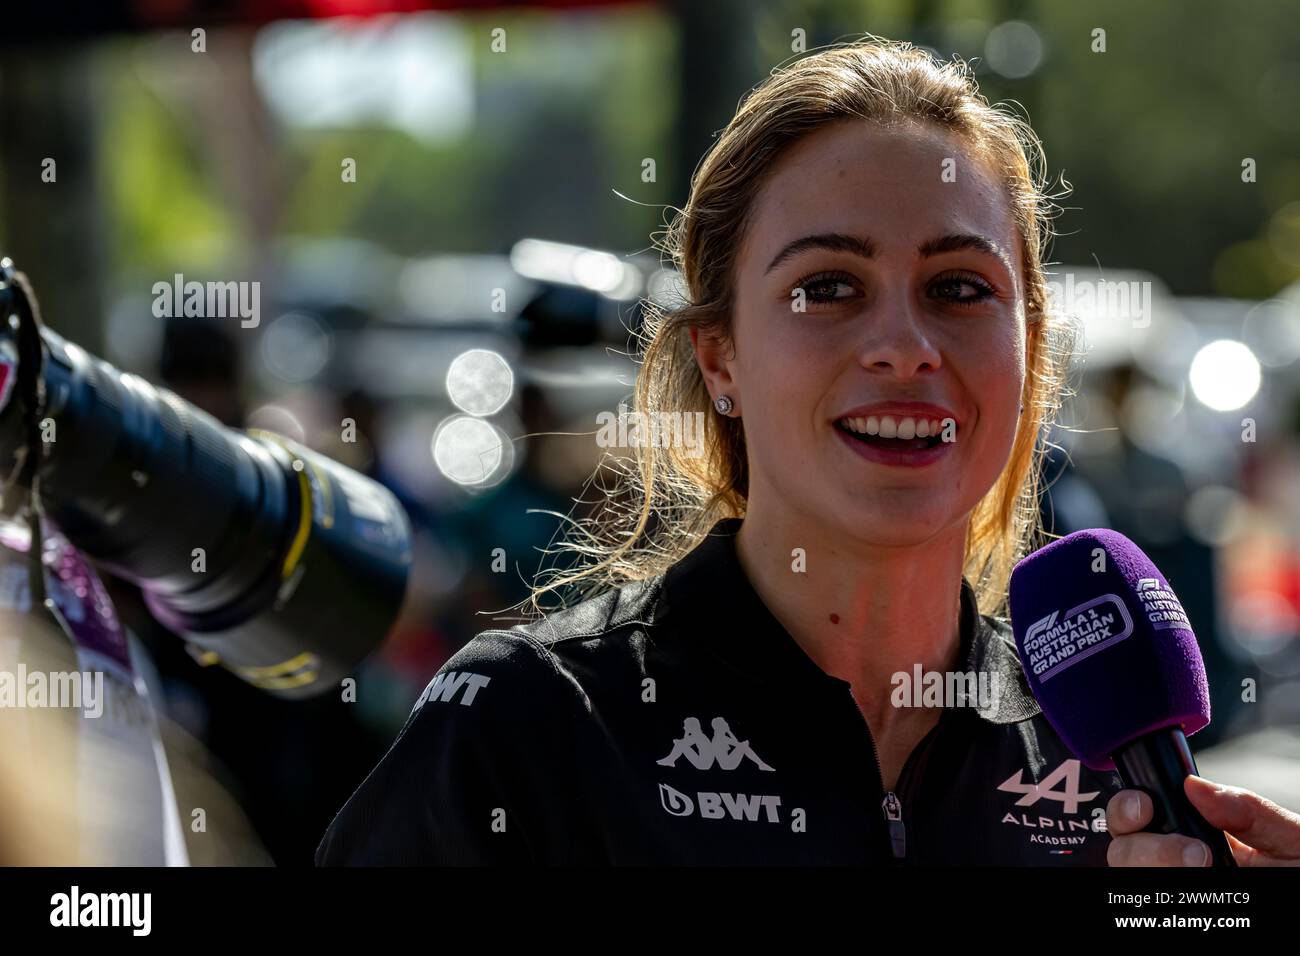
[235,652,317,678]
[247,670,319,690]
[245,429,314,581]
[282,466,312,580]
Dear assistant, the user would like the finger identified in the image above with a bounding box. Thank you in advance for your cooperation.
[1106,789,1153,835]
[1184,776,1300,862]
[1223,831,1265,867]
[1107,832,1211,867]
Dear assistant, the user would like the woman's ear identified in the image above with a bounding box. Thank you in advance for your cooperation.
[690,324,739,413]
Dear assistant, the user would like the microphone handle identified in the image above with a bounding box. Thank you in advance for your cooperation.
[1114,729,1237,867]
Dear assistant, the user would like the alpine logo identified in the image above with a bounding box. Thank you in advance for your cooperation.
[656,716,775,771]
[997,758,1107,846]
[997,758,1100,813]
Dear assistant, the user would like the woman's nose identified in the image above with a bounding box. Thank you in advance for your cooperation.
[855,287,942,376]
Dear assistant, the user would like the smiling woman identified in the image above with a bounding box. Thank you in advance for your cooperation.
[530,38,1071,620]
[518,37,1078,805]
[318,37,1135,868]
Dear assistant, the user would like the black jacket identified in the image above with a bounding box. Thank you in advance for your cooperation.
[317,517,1125,865]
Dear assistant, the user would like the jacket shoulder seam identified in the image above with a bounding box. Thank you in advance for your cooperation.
[497,576,665,652]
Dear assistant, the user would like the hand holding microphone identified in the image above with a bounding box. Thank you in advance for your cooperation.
[1107,775,1300,867]
[1009,528,1300,867]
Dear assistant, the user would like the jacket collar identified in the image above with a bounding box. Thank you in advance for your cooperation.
[657,516,1040,724]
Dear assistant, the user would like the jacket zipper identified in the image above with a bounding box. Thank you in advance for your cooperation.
[881,790,906,860]
[850,689,950,864]
[855,725,904,861]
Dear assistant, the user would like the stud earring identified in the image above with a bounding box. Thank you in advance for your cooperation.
[713,395,734,416]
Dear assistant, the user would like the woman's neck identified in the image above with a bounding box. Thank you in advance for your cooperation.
[733,502,968,735]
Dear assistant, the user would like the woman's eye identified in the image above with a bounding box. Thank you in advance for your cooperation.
[795,273,858,303]
[930,274,995,305]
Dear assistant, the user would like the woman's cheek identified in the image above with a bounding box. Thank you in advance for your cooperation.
[755,313,824,400]
[991,365,1025,467]
[965,341,1022,464]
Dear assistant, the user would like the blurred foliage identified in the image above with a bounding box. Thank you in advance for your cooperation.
[102,7,674,273]
[101,50,239,274]
[1025,0,1300,298]
[94,0,1299,297]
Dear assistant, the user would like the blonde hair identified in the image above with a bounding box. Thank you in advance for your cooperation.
[526,37,1072,619]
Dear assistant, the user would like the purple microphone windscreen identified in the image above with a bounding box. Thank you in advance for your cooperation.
[1008,529,1210,772]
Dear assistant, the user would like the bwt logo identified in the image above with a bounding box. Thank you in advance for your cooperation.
[657,782,783,823]
[411,670,490,714]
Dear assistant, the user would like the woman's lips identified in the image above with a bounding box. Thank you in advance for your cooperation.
[833,418,954,468]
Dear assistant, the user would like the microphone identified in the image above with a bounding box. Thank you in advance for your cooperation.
[0,261,411,699]
[1009,528,1235,866]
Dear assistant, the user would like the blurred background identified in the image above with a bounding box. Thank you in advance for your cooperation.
[1,0,1299,864]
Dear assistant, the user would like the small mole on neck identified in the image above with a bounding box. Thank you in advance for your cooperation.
[829,612,840,625]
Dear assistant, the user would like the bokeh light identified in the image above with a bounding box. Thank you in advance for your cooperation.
[1188,339,1262,410]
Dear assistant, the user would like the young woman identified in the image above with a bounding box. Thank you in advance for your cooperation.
[317,38,1300,867]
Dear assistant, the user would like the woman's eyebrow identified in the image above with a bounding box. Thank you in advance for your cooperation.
[764,231,1013,275]
[764,233,876,273]
[919,233,1014,273]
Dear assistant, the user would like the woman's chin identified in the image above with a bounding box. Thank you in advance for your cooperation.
[825,498,963,548]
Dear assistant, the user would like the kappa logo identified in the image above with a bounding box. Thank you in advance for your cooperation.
[654,719,801,828]
[657,716,775,771]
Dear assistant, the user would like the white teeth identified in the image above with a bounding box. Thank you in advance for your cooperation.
[839,414,957,439]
